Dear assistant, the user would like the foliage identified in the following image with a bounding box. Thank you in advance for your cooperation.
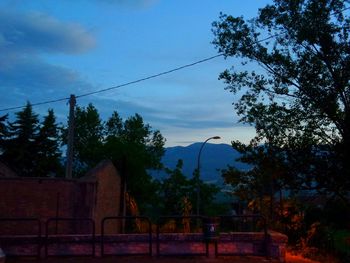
[333,230,350,258]
[157,159,221,216]
[159,159,194,215]
[298,225,350,262]
[213,0,350,205]
[68,103,104,174]
[0,103,63,176]
[101,112,165,214]
[35,109,63,177]
[0,114,8,153]
[2,102,40,176]
[61,106,166,213]
[1,101,167,215]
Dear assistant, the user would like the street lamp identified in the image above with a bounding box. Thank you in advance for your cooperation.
[196,136,221,216]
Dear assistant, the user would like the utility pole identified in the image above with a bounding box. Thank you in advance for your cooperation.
[65,94,76,179]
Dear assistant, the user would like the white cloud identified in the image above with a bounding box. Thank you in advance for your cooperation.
[0,10,96,111]
[0,11,95,107]
[0,11,95,55]
[0,55,93,108]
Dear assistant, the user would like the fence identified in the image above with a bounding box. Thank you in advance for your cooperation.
[45,218,95,257]
[0,218,41,258]
[156,215,208,256]
[101,216,152,257]
[0,215,286,260]
[215,215,268,257]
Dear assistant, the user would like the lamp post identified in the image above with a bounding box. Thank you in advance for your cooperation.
[196,136,221,217]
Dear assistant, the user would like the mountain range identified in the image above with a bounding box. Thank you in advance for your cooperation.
[152,143,248,184]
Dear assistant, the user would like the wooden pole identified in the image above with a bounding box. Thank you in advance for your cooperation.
[65,94,76,179]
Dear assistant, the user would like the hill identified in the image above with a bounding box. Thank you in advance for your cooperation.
[151,143,248,184]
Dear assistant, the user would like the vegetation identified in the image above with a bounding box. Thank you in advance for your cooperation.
[213,0,350,259]
[0,103,223,217]
[156,159,221,217]
[0,103,62,177]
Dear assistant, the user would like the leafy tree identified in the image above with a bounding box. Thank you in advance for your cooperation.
[212,0,350,204]
[2,102,39,176]
[222,143,287,222]
[35,109,63,177]
[105,111,123,138]
[102,112,165,214]
[160,159,194,215]
[71,103,104,175]
[157,160,222,216]
[65,105,166,213]
[197,177,223,216]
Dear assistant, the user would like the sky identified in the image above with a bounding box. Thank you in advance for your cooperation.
[0,0,272,146]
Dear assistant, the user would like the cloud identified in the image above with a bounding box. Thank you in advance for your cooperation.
[0,55,93,110]
[89,95,236,132]
[0,10,96,113]
[0,56,90,92]
[0,11,95,55]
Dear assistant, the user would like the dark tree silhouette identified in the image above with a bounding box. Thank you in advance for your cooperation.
[213,0,350,204]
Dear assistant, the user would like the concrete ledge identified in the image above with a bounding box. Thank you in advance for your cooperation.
[157,233,203,241]
[0,231,288,262]
[267,232,288,262]
[219,232,266,242]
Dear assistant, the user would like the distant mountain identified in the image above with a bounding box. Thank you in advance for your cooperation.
[151,143,249,184]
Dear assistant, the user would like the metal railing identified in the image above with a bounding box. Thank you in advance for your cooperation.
[215,214,268,257]
[0,214,270,259]
[0,217,41,258]
[45,217,95,257]
[101,216,152,257]
[156,215,208,257]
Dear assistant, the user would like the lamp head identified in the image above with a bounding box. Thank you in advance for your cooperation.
[212,136,221,140]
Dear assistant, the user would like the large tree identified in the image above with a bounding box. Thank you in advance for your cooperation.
[157,159,222,217]
[102,112,165,214]
[35,109,63,177]
[70,103,104,175]
[159,159,194,216]
[1,102,39,176]
[64,105,166,213]
[213,0,350,203]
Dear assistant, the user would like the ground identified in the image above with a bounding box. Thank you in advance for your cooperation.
[5,252,320,263]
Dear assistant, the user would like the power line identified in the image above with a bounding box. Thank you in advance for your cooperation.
[0,97,70,112]
[75,33,286,99]
[0,54,225,113]
[1,5,349,113]
[0,35,279,113]
[76,54,224,99]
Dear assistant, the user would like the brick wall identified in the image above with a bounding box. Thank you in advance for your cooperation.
[83,160,121,234]
[0,160,122,235]
[0,177,81,235]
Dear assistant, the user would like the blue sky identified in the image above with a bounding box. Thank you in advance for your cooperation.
[0,0,272,146]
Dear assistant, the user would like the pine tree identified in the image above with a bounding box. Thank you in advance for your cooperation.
[0,114,8,154]
[2,102,39,176]
[35,109,63,177]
